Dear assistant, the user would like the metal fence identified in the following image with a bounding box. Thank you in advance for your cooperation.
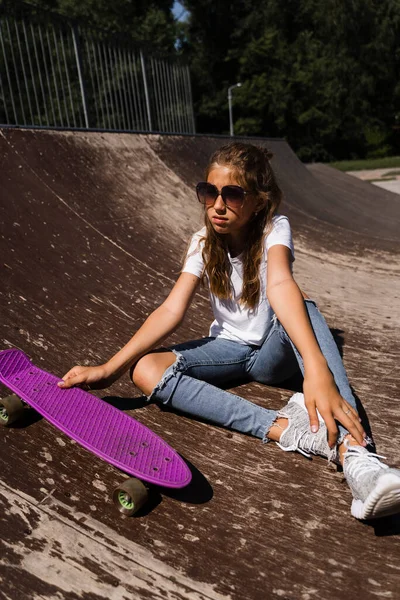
[0,5,195,133]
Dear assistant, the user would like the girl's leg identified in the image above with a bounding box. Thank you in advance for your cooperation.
[267,302,400,519]
[247,299,359,462]
[256,300,358,442]
[132,337,279,439]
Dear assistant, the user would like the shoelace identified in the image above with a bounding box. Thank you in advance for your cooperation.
[277,424,340,464]
[277,426,322,458]
[344,445,388,480]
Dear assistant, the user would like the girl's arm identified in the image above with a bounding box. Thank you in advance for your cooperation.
[266,245,366,447]
[59,273,200,389]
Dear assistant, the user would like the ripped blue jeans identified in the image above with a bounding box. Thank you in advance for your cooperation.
[149,300,357,442]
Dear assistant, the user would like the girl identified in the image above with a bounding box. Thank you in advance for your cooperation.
[59,142,400,520]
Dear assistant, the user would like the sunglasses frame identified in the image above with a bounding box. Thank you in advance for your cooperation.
[196,181,249,209]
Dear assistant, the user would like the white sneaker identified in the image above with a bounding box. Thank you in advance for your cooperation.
[275,392,339,464]
[343,442,400,519]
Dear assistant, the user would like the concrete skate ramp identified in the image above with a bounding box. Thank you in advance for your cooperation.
[150,134,400,254]
[0,128,399,600]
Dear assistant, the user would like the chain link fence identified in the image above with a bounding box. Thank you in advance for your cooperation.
[0,3,195,133]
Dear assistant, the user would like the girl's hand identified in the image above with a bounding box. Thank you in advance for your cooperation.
[58,364,117,391]
[303,368,366,448]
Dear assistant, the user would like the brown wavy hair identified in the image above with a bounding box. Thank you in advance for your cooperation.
[200,142,283,310]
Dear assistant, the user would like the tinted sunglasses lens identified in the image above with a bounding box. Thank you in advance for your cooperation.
[222,186,245,207]
[196,182,217,205]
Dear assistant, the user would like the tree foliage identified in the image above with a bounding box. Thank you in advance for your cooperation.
[2,0,399,159]
[5,0,178,56]
[180,0,400,160]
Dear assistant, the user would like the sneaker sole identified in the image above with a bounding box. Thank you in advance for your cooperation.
[351,472,400,519]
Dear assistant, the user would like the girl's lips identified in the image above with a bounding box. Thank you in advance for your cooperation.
[212,217,228,225]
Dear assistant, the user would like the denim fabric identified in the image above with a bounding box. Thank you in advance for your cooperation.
[149,300,357,441]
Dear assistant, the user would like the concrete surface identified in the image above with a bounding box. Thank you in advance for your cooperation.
[0,128,399,600]
[347,167,400,195]
[372,180,400,194]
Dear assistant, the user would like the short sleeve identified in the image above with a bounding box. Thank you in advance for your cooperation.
[265,215,295,261]
[182,228,206,278]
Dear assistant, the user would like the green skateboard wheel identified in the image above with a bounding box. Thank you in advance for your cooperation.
[112,477,148,516]
[0,394,25,426]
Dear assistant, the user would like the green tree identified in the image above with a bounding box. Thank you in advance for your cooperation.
[0,0,181,127]
[181,0,400,160]
[7,0,178,56]
[178,0,255,134]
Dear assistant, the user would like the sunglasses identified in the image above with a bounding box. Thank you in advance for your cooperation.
[196,182,248,209]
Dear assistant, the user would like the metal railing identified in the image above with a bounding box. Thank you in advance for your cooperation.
[0,3,195,133]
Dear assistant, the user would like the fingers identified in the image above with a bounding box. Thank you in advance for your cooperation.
[57,364,109,391]
[305,402,320,433]
[307,400,364,448]
[338,404,366,446]
[324,415,339,448]
[58,378,89,390]
[58,366,87,389]
[317,402,366,448]
[304,384,367,448]
[58,375,83,389]
[305,400,338,446]
[60,367,80,381]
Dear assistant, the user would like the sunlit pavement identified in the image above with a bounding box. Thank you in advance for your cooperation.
[372,179,400,194]
[348,168,400,195]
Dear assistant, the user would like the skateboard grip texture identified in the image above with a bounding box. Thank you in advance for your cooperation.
[0,349,191,488]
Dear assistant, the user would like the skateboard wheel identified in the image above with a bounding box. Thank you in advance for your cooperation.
[112,478,148,516]
[0,394,25,426]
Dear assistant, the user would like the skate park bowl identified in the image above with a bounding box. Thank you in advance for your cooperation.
[0,127,399,599]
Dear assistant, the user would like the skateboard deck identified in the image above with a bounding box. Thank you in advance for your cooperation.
[0,349,191,489]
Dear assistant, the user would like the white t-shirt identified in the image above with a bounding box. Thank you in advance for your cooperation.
[182,215,295,346]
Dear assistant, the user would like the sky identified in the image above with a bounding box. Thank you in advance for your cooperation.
[172,1,189,22]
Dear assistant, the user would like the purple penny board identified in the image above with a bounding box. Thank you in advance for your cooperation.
[0,349,191,488]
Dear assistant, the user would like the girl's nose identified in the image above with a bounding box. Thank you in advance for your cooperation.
[214,194,226,211]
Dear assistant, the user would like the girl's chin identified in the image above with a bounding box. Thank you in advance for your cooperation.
[211,223,229,234]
